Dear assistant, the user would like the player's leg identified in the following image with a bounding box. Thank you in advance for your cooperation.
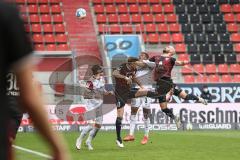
[86,123,101,150]
[123,98,140,142]
[141,97,151,145]
[174,86,207,105]
[76,124,93,150]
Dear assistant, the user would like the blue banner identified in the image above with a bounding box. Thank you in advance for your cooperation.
[103,35,141,60]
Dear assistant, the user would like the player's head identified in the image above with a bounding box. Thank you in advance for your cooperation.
[163,46,176,56]
[139,52,149,61]
[91,64,103,78]
[127,57,139,69]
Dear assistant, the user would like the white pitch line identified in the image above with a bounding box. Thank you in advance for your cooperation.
[13,145,53,159]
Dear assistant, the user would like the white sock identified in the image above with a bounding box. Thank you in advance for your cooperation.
[143,118,150,137]
[79,125,93,140]
[86,127,100,143]
[129,115,137,136]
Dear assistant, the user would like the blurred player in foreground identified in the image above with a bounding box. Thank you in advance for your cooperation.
[0,2,69,159]
[123,52,153,145]
[76,65,112,150]
[113,57,172,148]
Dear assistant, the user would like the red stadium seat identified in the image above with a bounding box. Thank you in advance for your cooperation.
[43,24,54,33]
[205,64,217,74]
[169,23,180,33]
[155,14,165,23]
[49,0,60,4]
[148,34,159,44]
[220,4,232,13]
[230,64,240,74]
[149,0,159,3]
[40,5,50,14]
[143,14,154,23]
[110,25,121,34]
[234,43,240,53]
[221,74,232,83]
[57,44,69,51]
[56,34,67,43]
[16,0,25,4]
[227,23,238,33]
[159,33,171,43]
[178,54,189,61]
[127,0,137,4]
[30,14,40,23]
[105,5,117,14]
[146,24,156,33]
[38,0,48,4]
[46,44,56,51]
[209,75,220,83]
[92,0,102,4]
[41,14,52,23]
[139,0,148,4]
[236,14,240,23]
[55,24,65,33]
[24,24,30,33]
[129,4,139,14]
[224,13,235,23]
[175,43,186,53]
[152,4,162,14]
[19,5,27,13]
[157,23,168,33]
[172,33,184,43]
[142,34,147,43]
[132,14,142,23]
[34,44,45,50]
[231,33,240,43]
[51,5,61,14]
[31,24,42,33]
[122,24,133,34]
[28,0,38,4]
[28,5,38,14]
[118,5,128,14]
[193,64,204,74]
[33,34,44,43]
[94,5,104,14]
[196,75,208,83]
[108,14,118,24]
[140,5,151,14]
[119,14,130,24]
[21,14,29,23]
[166,14,177,23]
[53,14,63,23]
[164,4,174,14]
[98,24,107,34]
[181,64,192,74]
[96,14,107,24]
[233,74,240,82]
[218,64,229,74]
[162,0,171,4]
[104,0,114,4]
[45,34,55,43]
[233,4,240,13]
[135,24,145,33]
[115,0,126,3]
[184,75,195,83]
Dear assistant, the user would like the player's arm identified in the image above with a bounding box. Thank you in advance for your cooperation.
[175,60,189,66]
[112,69,132,85]
[132,77,144,89]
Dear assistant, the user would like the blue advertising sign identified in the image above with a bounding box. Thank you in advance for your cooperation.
[103,35,141,59]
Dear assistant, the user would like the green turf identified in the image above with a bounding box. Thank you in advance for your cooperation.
[15,131,240,160]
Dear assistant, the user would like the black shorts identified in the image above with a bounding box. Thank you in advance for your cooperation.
[8,116,22,140]
[156,77,174,103]
[115,88,139,109]
[173,85,182,96]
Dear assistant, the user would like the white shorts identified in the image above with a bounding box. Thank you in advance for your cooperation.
[84,99,103,124]
[131,97,152,109]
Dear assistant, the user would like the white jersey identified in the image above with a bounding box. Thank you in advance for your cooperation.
[134,66,155,89]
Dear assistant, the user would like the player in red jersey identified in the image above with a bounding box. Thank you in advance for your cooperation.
[141,46,207,128]
[113,57,171,148]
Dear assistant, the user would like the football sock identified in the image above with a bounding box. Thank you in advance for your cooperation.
[185,94,199,101]
[116,117,123,142]
[146,91,165,99]
[79,125,92,140]
[129,115,136,136]
[86,127,100,143]
[143,117,150,137]
[162,108,175,119]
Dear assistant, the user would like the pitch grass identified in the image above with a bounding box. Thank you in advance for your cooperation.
[15,131,240,160]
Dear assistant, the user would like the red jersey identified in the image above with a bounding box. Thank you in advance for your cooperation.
[114,63,136,90]
[149,55,176,81]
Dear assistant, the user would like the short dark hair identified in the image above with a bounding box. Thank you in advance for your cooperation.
[127,57,139,63]
[91,65,103,75]
[141,52,149,59]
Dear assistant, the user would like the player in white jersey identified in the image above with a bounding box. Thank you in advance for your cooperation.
[76,65,111,151]
[123,52,154,145]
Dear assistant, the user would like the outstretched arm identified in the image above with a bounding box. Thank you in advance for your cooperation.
[175,60,189,66]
